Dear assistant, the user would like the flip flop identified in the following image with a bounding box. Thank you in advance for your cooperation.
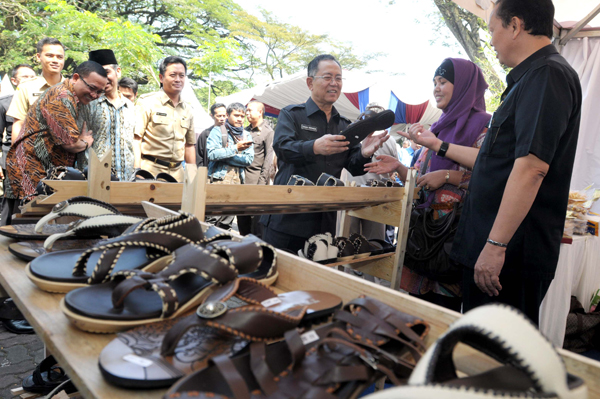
[156,172,178,183]
[129,168,156,181]
[60,241,273,333]
[26,212,203,293]
[363,304,587,399]
[8,239,103,262]
[165,296,429,399]
[98,277,343,388]
[350,233,371,259]
[342,109,396,147]
[0,196,121,240]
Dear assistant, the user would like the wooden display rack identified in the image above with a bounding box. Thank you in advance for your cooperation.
[18,150,416,290]
[0,163,599,398]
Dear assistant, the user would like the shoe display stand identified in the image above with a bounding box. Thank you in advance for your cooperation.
[3,157,600,398]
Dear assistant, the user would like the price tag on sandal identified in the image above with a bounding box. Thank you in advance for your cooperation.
[300,330,320,345]
[261,297,282,307]
[123,354,153,368]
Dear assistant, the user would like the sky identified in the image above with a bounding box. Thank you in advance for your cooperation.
[233,0,468,105]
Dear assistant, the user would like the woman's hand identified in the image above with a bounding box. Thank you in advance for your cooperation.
[361,130,390,158]
[407,124,441,151]
[417,170,447,191]
[364,155,401,175]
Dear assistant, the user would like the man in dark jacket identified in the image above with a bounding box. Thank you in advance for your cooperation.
[197,102,227,167]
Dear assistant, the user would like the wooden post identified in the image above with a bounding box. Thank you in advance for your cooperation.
[181,166,208,221]
[390,169,416,290]
[86,149,112,202]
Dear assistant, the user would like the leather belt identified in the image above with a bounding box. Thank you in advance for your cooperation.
[142,155,182,169]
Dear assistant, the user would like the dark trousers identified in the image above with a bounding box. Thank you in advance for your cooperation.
[238,215,263,238]
[462,266,552,326]
[262,226,306,254]
[410,291,462,313]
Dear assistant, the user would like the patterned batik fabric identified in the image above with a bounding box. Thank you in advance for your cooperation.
[6,79,81,199]
[77,95,135,181]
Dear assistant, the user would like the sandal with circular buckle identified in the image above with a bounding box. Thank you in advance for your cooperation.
[98,277,343,388]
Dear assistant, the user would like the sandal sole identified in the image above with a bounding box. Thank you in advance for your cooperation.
[25,255,173,294]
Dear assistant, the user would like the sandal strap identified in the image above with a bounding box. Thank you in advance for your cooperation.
[129,211,204,243]
[212,355,250,399]
[160,281,306,355]
[111,245,235,317]
[43,214,142,250]
[285,329,307,370]
[346,296,428,345]
[34,196,120,233]
[250,342,278,396]
[73,231,195,284]
[32,355,65,386]
[209,240,265,275]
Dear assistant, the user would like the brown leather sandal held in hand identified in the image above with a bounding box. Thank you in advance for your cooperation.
[165,296,429,399]
[26,212,203,293]
[98,277,343,388]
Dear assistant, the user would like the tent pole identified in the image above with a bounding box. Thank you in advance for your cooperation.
[559,3,600,46]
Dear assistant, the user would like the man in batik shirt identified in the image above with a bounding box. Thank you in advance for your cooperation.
[6,61,107,199]
[77,49,135,181]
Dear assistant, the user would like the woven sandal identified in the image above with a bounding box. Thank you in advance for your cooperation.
[26,212,203,293]
[9,239,102,262]
[349,233,371,259]
[298,233,338,263]
[165,296,429,399]
[98,277,342,388]
[363,304,587,399]
[342,109,395,147]
[287,175,315,186]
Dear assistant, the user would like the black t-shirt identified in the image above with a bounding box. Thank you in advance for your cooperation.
[196,125,214,167]
[451,45,582,279]
[261,97,369,238]
[0,94,14,147]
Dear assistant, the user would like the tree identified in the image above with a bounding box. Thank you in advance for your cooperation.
[432,0,505,96]
[230,9,380,80]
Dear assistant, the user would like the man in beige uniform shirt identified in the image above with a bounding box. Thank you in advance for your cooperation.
[7,37,65,143]
[134,56,195,181]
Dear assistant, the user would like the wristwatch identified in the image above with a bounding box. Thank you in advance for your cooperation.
[80,139,89,151]
[437,141,449,157]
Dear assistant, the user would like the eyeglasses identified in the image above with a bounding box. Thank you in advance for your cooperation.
[80,75,105,96]
[312,75,344,84]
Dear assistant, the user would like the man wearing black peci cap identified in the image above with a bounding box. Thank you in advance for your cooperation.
[77,49,135,181]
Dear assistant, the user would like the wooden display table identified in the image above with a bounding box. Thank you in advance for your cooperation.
[1,234,600,399]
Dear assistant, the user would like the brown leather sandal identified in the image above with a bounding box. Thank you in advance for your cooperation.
[165,296,429,399]
[98,277,343,388]
[26,212,203,293]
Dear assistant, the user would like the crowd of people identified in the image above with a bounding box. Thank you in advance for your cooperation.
[0,0,583,325]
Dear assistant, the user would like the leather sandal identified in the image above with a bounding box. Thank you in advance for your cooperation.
[98,277,343,388]
[165,295,429,399]
[316,172,345,187]
[60,242,241,333]
[207,235,278,286]
[287,175,314,186]
[26,212,203,293]
[129,168,156,181]
[349,233,371,259]
[363,304,587,399]
[22,355,70,395]
[342,109,395,147]
[156,172,178,183]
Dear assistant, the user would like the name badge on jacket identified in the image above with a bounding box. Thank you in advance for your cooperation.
[301,124,317,132]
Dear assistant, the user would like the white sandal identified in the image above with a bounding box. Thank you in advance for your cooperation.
[364,304,587,399]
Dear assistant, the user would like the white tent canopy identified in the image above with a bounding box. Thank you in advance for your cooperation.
[216,70,373,120]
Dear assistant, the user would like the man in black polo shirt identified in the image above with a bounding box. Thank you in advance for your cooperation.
[411,0,581,324]
[260,54,389,253]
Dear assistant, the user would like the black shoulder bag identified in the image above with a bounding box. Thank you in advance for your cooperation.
[403,150,462,283]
